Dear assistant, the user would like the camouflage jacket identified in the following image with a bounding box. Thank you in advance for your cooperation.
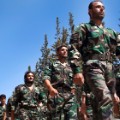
[43,59,75,90]
[69,21,120,73]
[11,84,46,111]
[0,104,6,118]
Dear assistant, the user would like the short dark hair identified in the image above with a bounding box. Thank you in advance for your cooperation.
[56,44,67,52]
[88,0,103,9]
[0,94,6,99]
[24,71,35,80]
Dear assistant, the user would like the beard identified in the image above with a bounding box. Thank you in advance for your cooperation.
[95,12,105,20]
[58,54,67,59]
[61,56,67,59]
[97,14,104,20]
[91,10,105,21]
[59,56,67,61]
[25,79,34,86]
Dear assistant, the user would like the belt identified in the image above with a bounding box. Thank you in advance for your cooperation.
[20,105,37,109]
[84,53,112,62]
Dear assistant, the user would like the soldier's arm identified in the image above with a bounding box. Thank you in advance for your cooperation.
[3,112,6,120]
[44,79,58,97]
[10,86,21,115]
[43,63,58,97]
[69,24,86,85]
[80,94,87,114]
[112,32,120,104]
[11,110,14,120]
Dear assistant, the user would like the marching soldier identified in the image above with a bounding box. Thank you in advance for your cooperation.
[43,44,79,120]
[0,94,7,120]
[11,71,47,120]
[69,1,120,119]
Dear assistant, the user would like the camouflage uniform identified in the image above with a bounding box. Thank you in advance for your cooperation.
[113,58,120,118]
[0,103,6,120]
[43,59,78,120]
[82,83,93,120]
[113,58,120,98]
[69,21,120,120]
[6,96,13,120]
[11,84,47,120]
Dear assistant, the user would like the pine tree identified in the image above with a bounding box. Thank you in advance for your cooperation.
[27,66,31,71]
[35,34,50,87]
[52,17,69,53]
[55,17,61,40]
[61,27,69,44]
[35,12,75,85]
[69,12,74,34]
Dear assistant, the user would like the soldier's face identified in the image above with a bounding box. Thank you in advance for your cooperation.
[57,47,68,58]
[26,73,34,82]
[0,97,6,105]
[89,2,105,20]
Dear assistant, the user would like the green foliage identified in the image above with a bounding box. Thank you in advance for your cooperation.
[51,13,74,54]
[69,12,74,34]
[35,12,75,87]
[35,34,50,87]
[27,66,31,71]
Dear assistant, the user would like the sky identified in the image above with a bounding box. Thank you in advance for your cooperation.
[0,0,120,100]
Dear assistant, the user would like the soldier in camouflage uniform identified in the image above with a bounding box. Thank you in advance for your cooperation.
[7,96,14,120]
[113,58,120,118]
[11,71,47,120]
[69,1,120,120]
[0,94,7,120]
[113,58,120,98]
[43,44,78,120]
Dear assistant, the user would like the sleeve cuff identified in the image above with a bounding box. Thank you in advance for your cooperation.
[73,67,82,74]
[42,76,51,82]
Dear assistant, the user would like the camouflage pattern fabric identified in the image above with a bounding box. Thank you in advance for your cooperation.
[0,103,6,119]
[113,59,120,118]
[43,59,78,120]
[83,82,93,120]
[6,96,13,120]
[11,84,47,120]
[75,85,82,106]
[69,21,120,120]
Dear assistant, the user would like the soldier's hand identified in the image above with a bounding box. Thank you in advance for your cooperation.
[80,103,87,114]
[73,73,84,86]
[79,106,88,120]
[112,93,120,104]
[49,87,58,97]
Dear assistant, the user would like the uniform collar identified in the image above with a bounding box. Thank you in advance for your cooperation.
[56,59,69,67]
[89,20,104,29]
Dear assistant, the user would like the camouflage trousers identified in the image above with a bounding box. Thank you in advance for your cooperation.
[47,92,78,120]
[83,60,114,120]
[15,107,47,120]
